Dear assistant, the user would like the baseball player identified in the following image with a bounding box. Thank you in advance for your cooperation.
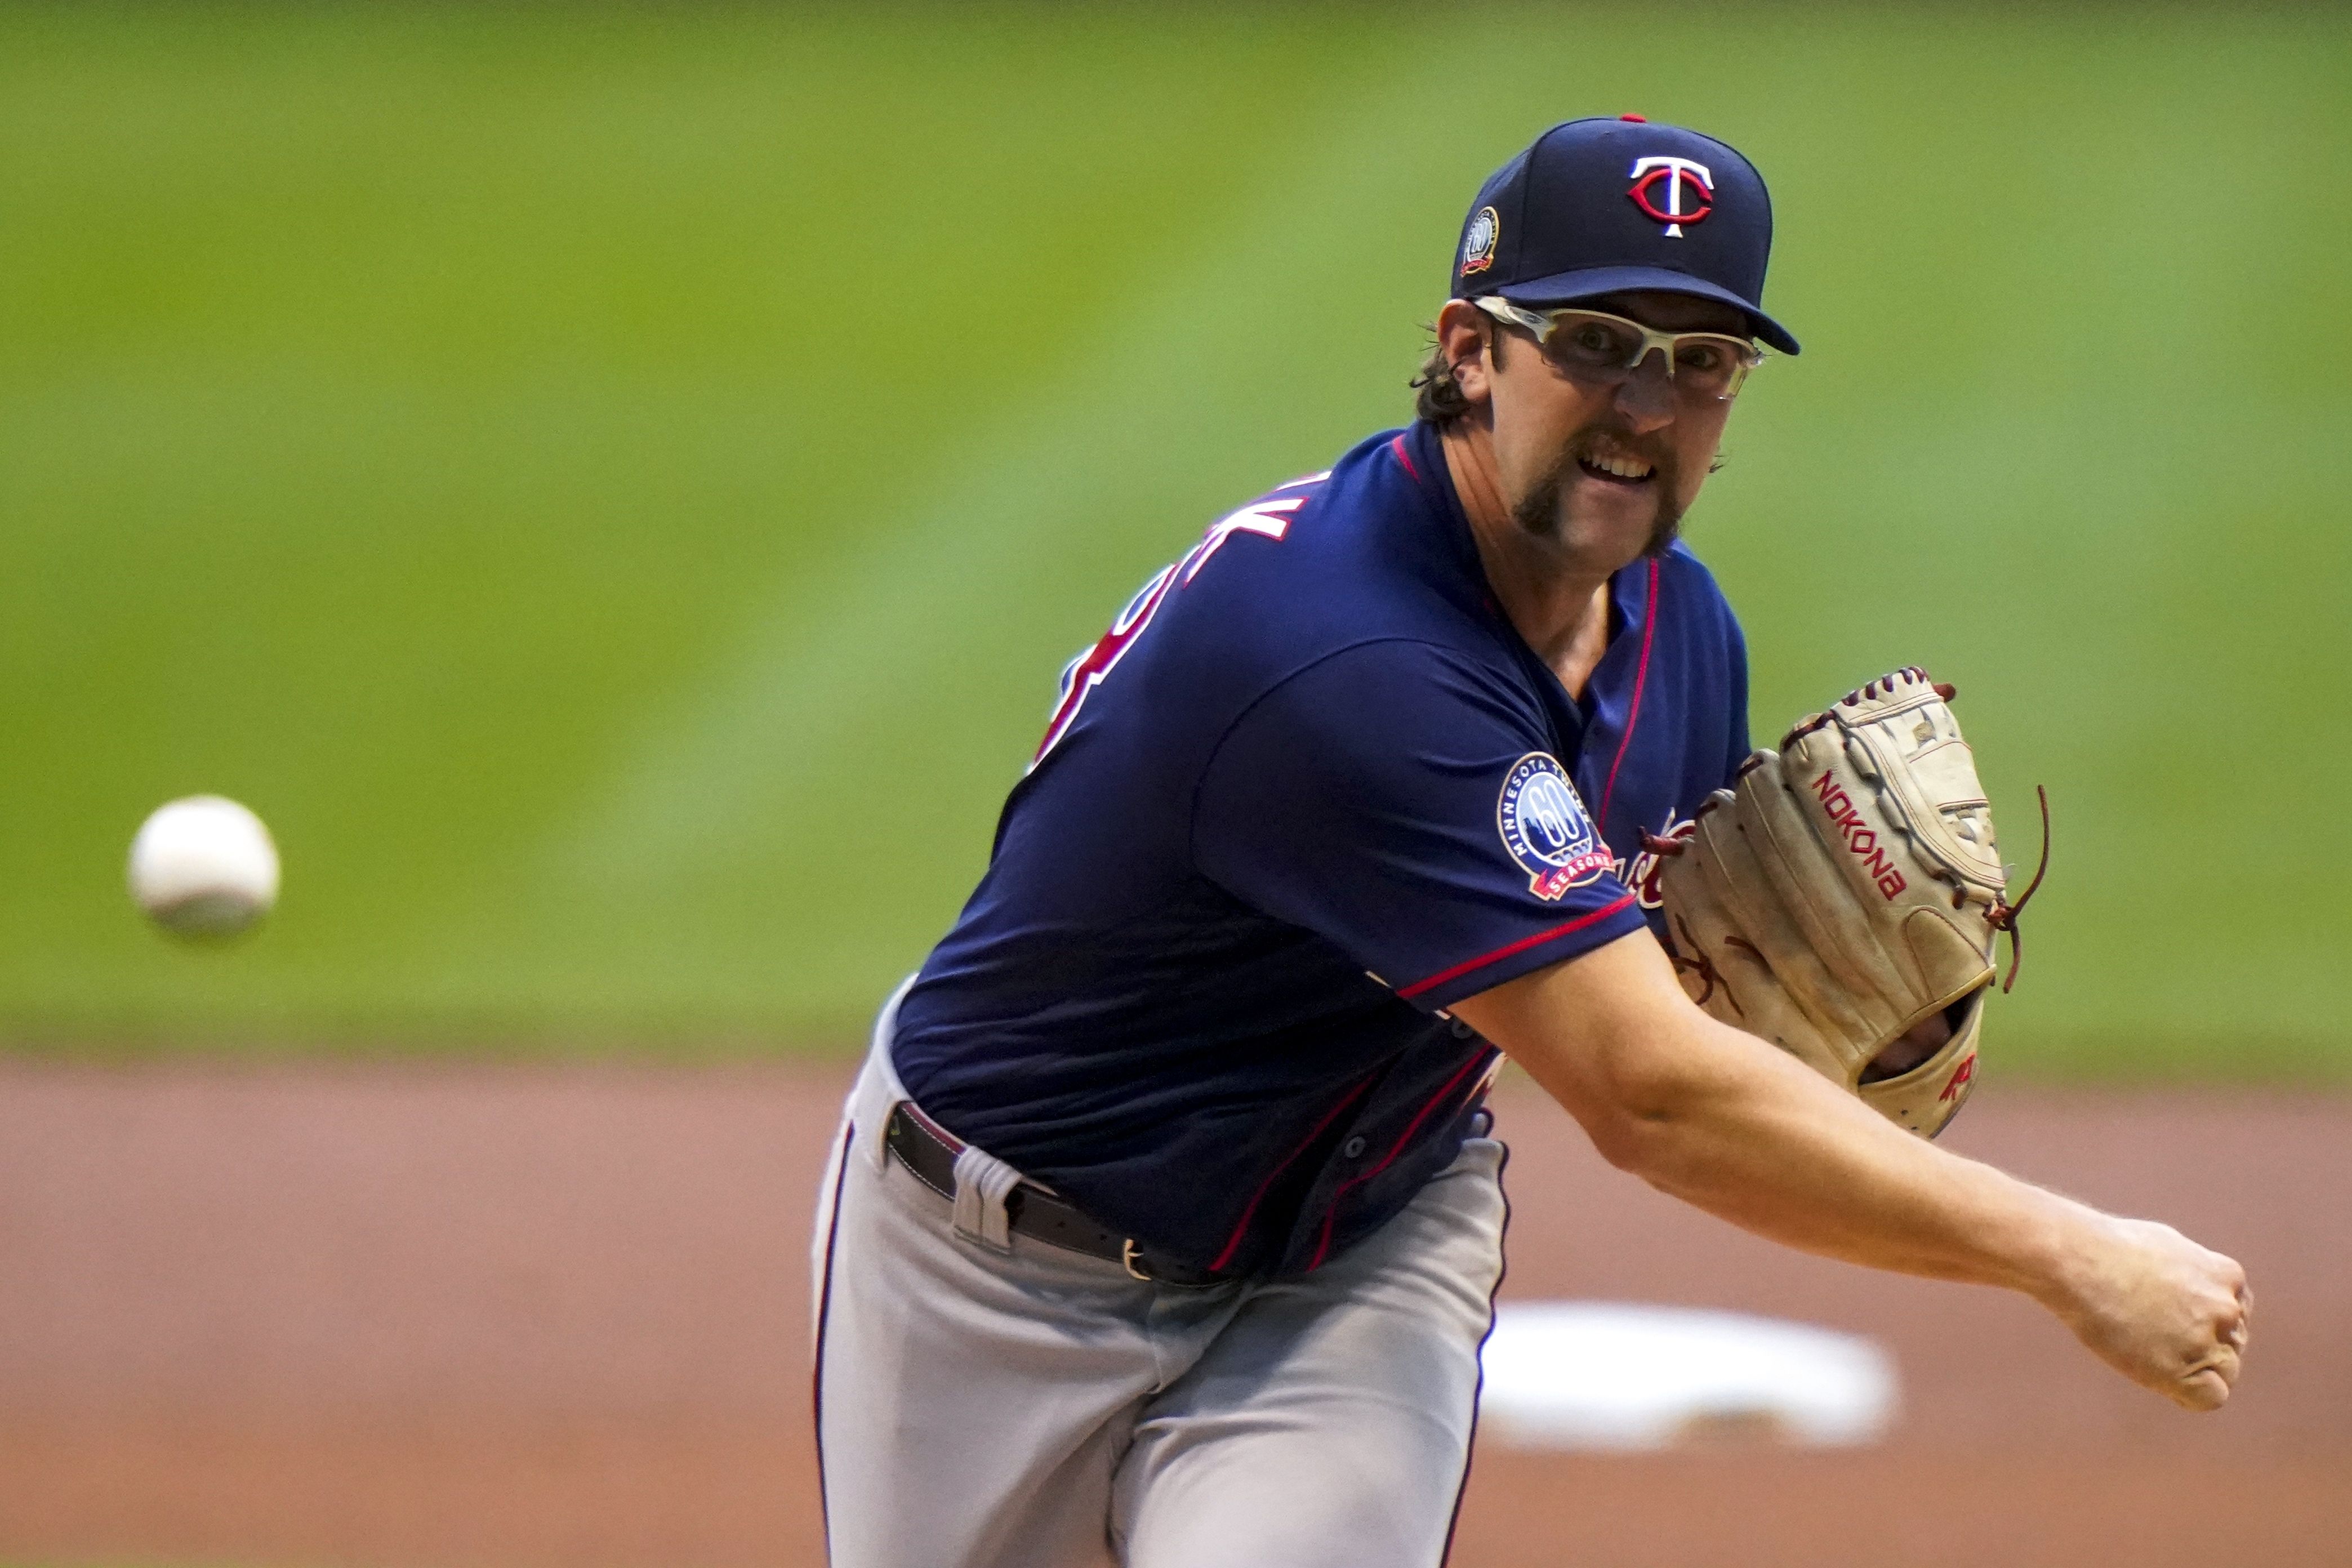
[811,117,2249,1568]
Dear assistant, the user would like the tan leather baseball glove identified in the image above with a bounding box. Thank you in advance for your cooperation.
[1652,667,2046,1139]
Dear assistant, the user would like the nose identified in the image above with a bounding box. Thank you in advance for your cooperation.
[1613,350,1677,431]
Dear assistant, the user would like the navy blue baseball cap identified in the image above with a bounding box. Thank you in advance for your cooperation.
[1451,115,1799,355]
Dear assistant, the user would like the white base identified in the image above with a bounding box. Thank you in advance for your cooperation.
[1477,1300,1898,1451]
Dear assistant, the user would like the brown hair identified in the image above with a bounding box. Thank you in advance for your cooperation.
[1408,318,1498,428]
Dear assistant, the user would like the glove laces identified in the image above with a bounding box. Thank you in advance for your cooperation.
[1976,785,2051,994]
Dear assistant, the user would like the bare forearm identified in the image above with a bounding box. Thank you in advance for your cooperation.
[1453,932,2250,1411]
[1547,1012,2082,1300]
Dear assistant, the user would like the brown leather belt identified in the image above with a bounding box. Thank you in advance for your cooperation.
[883,1102,1223,1288]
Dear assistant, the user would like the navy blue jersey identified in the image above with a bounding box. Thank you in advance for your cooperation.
[892,418,1749,1276]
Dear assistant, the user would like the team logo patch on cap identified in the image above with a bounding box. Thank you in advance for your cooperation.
[1627,156,1714,238]
[1497,753,1612,900]
[1459,205,1499,276]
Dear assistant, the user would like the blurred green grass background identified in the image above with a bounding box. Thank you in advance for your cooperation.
[3,5,2347,1074]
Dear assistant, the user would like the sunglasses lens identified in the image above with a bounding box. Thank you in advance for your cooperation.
[1534,311,1759,401]
[1540,313,1647,376]
[1671,337,1759,399]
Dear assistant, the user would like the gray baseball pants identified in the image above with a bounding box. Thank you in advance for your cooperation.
[810,991,1507,1568]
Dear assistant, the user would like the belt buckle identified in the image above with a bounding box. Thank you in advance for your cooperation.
[1120,1238,1154,1284]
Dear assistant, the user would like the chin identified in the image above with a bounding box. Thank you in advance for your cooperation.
[1555,493,1680,562]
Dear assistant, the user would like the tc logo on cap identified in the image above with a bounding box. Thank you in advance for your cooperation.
[1627,156,1714,238]
[1460,205,1499,276]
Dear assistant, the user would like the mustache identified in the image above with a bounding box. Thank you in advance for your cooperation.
[1509,425,1687,556]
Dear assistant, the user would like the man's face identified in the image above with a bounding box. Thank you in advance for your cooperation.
[1471,290,1748,564]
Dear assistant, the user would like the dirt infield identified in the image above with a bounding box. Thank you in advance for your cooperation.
[2,1060,2345,1567]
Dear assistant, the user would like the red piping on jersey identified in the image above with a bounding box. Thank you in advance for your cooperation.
[1306,1045,1494,1270]
[1209,1072,1379,1273]
[1389,433,1421,483]
[1396,894,1640,1002]
[1594,556,1660,831]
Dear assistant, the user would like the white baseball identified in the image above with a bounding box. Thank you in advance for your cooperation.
[127,795,280,937]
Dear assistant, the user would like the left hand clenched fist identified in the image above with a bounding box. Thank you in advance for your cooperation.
[2045,1213,2251,1411]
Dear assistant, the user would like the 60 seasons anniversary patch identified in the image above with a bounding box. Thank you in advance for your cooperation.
[1497,752,1614,900]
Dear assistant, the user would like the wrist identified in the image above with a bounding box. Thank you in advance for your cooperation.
[2004,1185,2113,1315]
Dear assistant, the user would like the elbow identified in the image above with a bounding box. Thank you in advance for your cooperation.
[1586,1103,1685,1182]
[1579,1052,1716,1180]
[1584,1111,1655,1176]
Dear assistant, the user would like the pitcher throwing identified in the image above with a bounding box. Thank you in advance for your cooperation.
[810,115,2248,1568]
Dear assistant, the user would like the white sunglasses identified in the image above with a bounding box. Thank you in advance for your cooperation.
[1475,297,1764,402]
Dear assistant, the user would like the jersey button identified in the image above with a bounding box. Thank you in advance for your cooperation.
[1449,1019,1477,1040]
[1341,1135,1368,1159]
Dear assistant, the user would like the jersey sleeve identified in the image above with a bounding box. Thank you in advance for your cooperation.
[1191,639,1647,1012]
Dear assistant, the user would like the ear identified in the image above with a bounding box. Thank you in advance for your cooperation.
[1435,299,1498,409]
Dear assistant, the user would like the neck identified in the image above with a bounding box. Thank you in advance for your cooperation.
[1438,419,1616,699]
